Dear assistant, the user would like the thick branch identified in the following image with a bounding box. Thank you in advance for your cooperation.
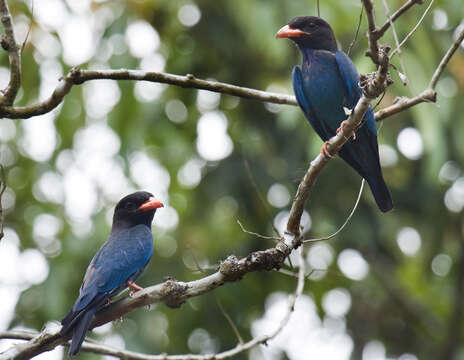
[0,240,301,359]
[0,0,21,105]
[0,250,306,360]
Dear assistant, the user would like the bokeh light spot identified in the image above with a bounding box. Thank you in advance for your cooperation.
[337,249,369,281]
[196,111,233,161]
[322,288,352,318]
[431,253,452,277]
[125,20,160,58]
[178,4,201,27]
[362,340,385,360]
[396,227,422,256]
[267,183,290,208]
[166,99,188,123]
[397,127,423,160]
[378,144,398,167]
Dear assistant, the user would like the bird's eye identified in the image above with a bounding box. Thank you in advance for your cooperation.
[125,202,135,210]
[308,23,316,28]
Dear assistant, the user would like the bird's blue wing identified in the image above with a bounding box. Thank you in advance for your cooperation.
[292,66,312,117]
[71,225,153,312]
[97,226,153,291]
[334,51,361,107]
[334,51,377,136]
[292,65,330,140]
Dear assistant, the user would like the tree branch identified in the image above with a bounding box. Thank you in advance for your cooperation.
[361,0,381,64]
[429,26,464,89]
[0,68,297,119]
[0,0,21,105]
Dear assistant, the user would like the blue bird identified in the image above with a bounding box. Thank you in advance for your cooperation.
[277,16,393,212]
[60,191,164,355]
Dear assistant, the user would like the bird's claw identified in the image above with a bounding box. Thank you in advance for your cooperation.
[337,120,356,140]
[126,280,143,297]
[321,141,333,159]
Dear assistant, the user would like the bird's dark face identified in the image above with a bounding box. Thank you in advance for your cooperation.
[276,16,337,52]
[113,191,163,228]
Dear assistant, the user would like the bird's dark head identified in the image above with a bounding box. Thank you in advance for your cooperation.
[113,191,163,229]
[276,16,337,52]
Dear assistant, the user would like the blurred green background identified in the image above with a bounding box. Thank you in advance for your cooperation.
[0,0,463,359]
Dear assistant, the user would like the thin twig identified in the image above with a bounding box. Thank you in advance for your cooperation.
[188,248,208,274]
[303,179,365,243]
[20,0,33,55]
[381,0,409,86]
[429,26,464,89]
[215,296,244,345]
[278,268,320,280]
[373,90,386,110]
[242,158,280,236]
[347,7,363,56]
[237,219,281,242]
[316,0,320,17]
[376,25,464,121]
[375,0,425,38]
[390,0,435,58]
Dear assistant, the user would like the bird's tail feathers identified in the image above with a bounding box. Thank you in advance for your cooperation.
[366,175,394,213]
[61,309,79,336]
[68,307,96,356]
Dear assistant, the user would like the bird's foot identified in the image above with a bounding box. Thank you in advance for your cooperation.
[336,120,356,140]
[126,280,143,297]
[104,298,112,306]
[321,141,334,159]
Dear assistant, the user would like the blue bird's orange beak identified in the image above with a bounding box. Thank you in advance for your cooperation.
[276,25,308,38]
[138,197,164,211]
